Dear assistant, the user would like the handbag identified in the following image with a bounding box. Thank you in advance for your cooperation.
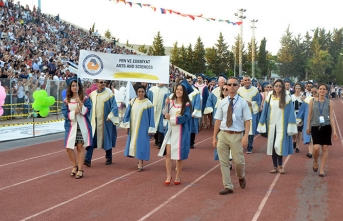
[260,95,272,138]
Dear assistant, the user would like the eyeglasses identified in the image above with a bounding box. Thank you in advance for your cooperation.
[274,84,282,88]
[98,81,106,84]
[222,88,229,91]
[227,83,238,87]
[295,87,301,89]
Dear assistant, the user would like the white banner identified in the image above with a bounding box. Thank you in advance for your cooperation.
[0,121,64,142]
[78,50,170,83]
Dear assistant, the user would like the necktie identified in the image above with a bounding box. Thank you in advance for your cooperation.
[226,97,234,128]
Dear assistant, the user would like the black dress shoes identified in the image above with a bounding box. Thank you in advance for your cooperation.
[219,188,233,195]
[105,158,112,165]
[239,177,246,189]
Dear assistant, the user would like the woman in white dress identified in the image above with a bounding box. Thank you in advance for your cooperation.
[159,81,192,185]
[291,83,305,153]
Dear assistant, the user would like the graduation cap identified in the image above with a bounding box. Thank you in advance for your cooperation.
[198,73,205,79]
[210,77,217,82]
[179,79,194,94]
[262,82,270,89]
[284,77,294,86]
[204,76,210,82]
[219,74,227,80]
[66,76,80,86]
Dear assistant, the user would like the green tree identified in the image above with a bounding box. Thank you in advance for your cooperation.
[179,45,187,70]
[150,31,165,56]
[329,28,343,69]
[138,44,148,54]
[147,46,154,56]
[125,40,133,48]
[258,38,268,77]
[205,47,218,75]
[302,31,313,80]
[215,32,230,75]
[104,29,111,39]
[91,23,95,32]
[193,37,206,74]
[277,26,295,77]
[185,44,194,73]
[170,41,181,67]
[291,34,307,79]
[335,52,343,84]
[308,40,334,82]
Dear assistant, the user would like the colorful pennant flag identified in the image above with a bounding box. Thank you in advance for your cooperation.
[111,0,242,25]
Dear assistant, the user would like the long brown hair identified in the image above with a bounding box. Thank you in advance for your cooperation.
[171,84,192,115]
[272,79,286,109]
[66,80,84,103]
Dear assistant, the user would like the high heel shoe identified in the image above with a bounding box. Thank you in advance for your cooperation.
[174,178,181,185]
[137,161,144,172]
[71,166,78,177]
[165,177,172,185]
[75,170,83,179]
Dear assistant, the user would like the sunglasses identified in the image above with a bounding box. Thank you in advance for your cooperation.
[222,88,229,91]
[98,81,106,84]
[274,84,282,88]
[228,83,238,87]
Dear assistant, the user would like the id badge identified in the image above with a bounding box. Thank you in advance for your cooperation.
[319,116,325,123]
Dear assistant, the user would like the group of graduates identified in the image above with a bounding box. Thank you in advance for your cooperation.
[61,74,337,194]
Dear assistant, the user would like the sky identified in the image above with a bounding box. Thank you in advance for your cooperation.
[19,0,343,55]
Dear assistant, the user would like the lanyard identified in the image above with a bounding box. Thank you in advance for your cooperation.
[228,96,239,112]
[318,99,326,115]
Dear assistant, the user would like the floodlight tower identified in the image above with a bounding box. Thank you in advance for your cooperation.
[251,19,258,79]
[235,9,246,77]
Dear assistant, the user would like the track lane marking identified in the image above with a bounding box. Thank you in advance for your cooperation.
[0,150,124,191]
[252,104,343,220]
[19,137,213,220]
[138,164,219,221]
[333,110,343,148]
[251,155,291,221]
[0,135,128,166]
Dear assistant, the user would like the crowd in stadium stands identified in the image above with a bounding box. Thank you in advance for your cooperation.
[0,0,189,118]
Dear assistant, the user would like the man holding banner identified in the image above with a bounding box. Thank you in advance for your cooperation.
[84,79,120,166]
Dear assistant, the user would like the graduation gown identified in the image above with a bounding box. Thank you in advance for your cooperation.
[204,86,221,118]
[158,100,192,160]
[194,82,209,113]
[148,86,169,133]
[62,97,92,148]
[257,94,298,156]
[238,86,261,135]
[89,89,119,151]
[188,87,202,134]
[296,96,313,144]
[120,98,156,160]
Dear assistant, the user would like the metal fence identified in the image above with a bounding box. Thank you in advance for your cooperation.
[0,78,66,128]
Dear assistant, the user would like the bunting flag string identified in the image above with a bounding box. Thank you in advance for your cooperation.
[111,0,242,25]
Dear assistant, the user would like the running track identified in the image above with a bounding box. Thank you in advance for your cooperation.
[1,99,343,221]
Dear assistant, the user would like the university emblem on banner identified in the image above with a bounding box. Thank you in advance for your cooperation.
[82,54,104,76]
